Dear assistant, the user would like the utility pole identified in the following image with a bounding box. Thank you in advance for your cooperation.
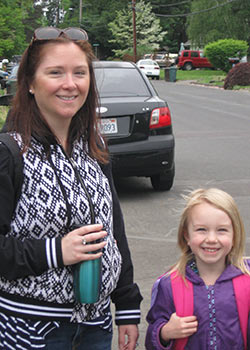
[56,0,60,26]
[79,0,82,24]
[132,0,137,63]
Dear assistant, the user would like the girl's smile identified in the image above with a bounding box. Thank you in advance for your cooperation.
[185,201,234,276]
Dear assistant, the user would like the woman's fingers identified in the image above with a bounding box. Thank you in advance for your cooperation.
[73,223,103,234]
[62,224,107,265]
[80,231,107,245]
[80,240,107,255]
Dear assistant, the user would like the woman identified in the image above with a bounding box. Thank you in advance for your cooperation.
[0,27,142,350]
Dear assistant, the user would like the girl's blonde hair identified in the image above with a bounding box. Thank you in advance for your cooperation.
[172,188,249,277]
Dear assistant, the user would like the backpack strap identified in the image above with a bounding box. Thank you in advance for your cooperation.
[169,271,250,350]
[150,271,169,307]
[232,274,250,350]
[0,133,23,209]
[170,271,193,350]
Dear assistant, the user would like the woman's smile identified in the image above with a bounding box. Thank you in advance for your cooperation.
[57,95,78,101]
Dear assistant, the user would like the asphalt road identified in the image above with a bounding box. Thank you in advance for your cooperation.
[111,81,250,349]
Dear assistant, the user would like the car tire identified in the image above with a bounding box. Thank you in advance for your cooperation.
[156,76,159,80]
[150,165,175,191]
[184,62,193,71]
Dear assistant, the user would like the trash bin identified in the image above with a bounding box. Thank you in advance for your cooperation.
[164,66,177,82]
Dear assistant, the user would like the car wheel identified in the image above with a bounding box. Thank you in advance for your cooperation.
[184,62,193,71]
[156,76,159,80]
[150,166,175,191]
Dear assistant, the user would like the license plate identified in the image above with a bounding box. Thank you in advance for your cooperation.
[100,118,118,134]
[147,71,152,75]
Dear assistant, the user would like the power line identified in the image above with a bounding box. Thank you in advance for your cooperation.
[155,0,241,18]
[151,0,191,8]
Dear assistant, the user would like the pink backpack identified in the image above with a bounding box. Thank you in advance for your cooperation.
[152,271,250,350]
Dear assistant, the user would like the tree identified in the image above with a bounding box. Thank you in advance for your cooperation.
[59,0,79,28]
[48,0,129,59]
[108,0,167,59]
[187,0,250,50]
[150,0,191,53]
[80,0,129,59]
[0,1,27,59]
[204,38,248,72]
[0,0,44,59]
[23,2,44,42]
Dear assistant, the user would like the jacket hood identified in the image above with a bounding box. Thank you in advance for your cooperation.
[185,262,244,285]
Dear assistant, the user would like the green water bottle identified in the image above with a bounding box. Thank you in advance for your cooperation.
[73,256,101,304]
[72,224,102,304]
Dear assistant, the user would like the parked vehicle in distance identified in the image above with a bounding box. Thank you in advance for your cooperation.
[153,53,167,67]
[165,53,178,66]
[143,53,167,67]
[177,50,213,70]
[0,61,175,191]
[6,64,18,94]
[136,59,160,80]
[228,55,248,67]
[95,61,175,190]
[0,64,18,105]
[0,70,8,89]
[144,54,152,59]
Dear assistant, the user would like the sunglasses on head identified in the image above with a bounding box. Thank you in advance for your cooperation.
[32,27,88,41]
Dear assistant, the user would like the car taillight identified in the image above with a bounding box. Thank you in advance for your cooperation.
[140,66,145,69]
[150,107,172,129]
[155,67,160,70]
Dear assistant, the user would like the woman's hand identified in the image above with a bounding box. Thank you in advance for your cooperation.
[160,312,198,342]
[61,224,107,265]
[118,324,139,350]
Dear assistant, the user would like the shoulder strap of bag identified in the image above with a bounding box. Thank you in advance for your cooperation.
[232,274,250,350]
[170,271,193,350]
[0,133,23,209]
[170,271,250,350]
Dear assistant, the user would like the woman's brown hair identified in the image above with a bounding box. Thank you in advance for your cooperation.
[7,35,108,163]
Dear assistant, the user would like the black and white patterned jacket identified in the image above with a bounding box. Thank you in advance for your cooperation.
[0,134,142,325]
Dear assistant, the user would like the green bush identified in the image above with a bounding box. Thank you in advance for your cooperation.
[224,62,250,90]
[204,39,248,72]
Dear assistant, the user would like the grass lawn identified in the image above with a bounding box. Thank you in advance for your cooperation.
[160,68,250,90]
[0,106,8,129]
[160,68,226,86]
[177,69,226,85]
[0,88,9,127]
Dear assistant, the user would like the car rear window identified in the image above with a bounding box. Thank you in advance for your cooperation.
[155,54,164,59]
[95,67,151,97]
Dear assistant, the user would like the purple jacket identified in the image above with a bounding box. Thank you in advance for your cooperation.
[145,264,250,350]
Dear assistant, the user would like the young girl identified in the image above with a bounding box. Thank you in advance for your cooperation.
[145,188,250,350]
